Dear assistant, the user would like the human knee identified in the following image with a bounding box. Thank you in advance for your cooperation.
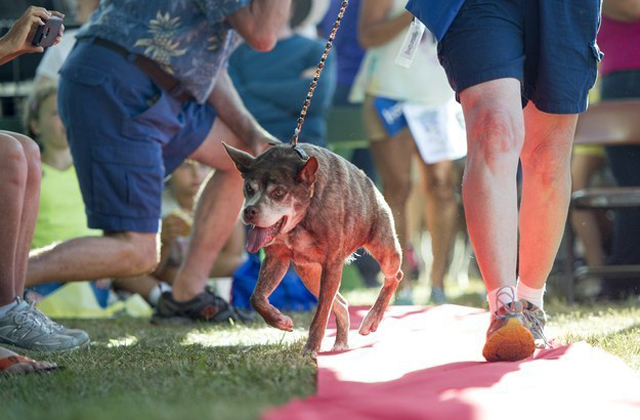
[383,176,412,206]
[426,169,456,202]
[0,134,28,185]
[522,143,572,188]
[123,233,160,274]
[19,137,42,176]
[467,107,524,170]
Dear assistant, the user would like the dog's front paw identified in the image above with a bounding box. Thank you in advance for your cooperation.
[267,314,294,332]
[358,309,382,336]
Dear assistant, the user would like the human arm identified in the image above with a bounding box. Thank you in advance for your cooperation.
[244,50,337,115]
[208,67,280,154]
[0,7,64,66]
[358,0,414,48]
[226,0,292,51]
[603,0,640,22]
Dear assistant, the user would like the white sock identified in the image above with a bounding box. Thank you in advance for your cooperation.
[0,299,18,318]
[148,283,172,306]
[516,278,545,309]
[487,286,516,314]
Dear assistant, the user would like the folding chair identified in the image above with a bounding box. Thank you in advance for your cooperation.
[565,99,640,303]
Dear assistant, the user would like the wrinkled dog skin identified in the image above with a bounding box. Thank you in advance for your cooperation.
[223,142,403,359]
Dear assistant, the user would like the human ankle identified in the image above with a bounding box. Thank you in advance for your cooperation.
[487,285,516,314]
[0,299,18,318]
[516,278,545,309]
[170,286,202,303]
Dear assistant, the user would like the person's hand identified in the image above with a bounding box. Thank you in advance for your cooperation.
[301,67,317,79]
[161,213,192,245]
[0,7,65,57]
[249,127,281,155]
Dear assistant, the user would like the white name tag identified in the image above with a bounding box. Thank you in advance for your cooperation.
[395,18,426,69]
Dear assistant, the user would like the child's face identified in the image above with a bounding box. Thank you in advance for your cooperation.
[34,94,68,151]
[170,161,210,197]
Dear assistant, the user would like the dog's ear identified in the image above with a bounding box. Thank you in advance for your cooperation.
[297,156,318,185]
[222,142,254,173]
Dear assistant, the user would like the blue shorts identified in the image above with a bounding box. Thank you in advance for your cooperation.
[435,0,603,114]
[58,39,216,233]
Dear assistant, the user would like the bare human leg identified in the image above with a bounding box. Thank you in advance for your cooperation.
[458,78,525,294]
[1,132,41,298]
[170,118,255,301]
[27,232,158,285]
[519,103,578,289]
[420,160,458,291]
[0,133,30,305]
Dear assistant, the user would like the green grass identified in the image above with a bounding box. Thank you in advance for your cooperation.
[2,277,640,420]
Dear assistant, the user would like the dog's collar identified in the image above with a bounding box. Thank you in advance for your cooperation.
[292,145,309,160]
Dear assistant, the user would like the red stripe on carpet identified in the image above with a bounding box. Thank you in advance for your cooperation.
[264,304,640,420]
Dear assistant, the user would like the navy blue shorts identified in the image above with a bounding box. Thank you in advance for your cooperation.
[59,39,216,233]
[436,0,603,114]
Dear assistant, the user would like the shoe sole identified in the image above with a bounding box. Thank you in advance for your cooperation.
[0,339,89,354]
[482,317,536,362]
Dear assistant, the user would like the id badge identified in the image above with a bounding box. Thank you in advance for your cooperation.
[395,17,426,68]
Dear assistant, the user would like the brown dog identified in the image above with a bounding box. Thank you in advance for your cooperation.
[223,142,403,358]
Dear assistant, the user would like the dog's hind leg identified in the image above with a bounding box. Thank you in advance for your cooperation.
[359,225,403,336]
[293,263,350,351]
[331,294,350,351]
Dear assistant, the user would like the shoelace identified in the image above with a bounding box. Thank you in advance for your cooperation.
[523,307,551,348]
[11,302,54,339]
[27,301,63,333]
[494,285,521,316]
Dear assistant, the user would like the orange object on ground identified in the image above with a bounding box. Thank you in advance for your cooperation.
[264,305,640,420]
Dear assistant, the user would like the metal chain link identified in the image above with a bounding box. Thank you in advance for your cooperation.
[290,0,349,147]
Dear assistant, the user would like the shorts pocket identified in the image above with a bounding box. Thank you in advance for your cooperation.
[120,87,183,143]
[90,143,164,219]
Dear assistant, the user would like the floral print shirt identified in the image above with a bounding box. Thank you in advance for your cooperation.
[78,0,251,104]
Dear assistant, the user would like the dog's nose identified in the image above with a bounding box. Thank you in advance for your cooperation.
[244,206,258,221]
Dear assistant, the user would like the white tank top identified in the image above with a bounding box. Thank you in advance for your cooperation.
[349,0,454,106]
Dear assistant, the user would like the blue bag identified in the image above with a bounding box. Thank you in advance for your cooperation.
[232,253,317,311]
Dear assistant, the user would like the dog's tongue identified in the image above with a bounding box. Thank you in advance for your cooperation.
[247,227,270,254]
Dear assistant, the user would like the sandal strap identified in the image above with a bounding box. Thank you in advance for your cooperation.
[0,355,37,370]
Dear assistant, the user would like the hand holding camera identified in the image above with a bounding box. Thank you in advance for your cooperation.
[0,6,64,65]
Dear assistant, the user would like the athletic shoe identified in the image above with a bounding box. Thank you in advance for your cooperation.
[30,305,90,347]
[430,286,448,305]
[521,300,550,349]
[0,299,81,352]
[394,286,414,305]
[151,287,240,324]
[482,289,535,362]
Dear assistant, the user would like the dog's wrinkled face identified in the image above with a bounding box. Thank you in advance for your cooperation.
[223,143,318,253]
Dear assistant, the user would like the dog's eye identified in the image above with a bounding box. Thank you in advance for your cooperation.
[272,188,286,199]
[245,184,254,195]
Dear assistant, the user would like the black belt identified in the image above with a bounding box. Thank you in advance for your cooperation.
[93,37,194,103]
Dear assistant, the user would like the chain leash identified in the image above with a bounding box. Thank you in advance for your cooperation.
[290,0,349,150]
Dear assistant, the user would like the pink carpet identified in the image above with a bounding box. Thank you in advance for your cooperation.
[264,304,640,420]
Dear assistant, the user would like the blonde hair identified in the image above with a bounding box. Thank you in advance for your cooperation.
[22,82,58,140]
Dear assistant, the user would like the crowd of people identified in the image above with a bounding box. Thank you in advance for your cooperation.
[0,0,637,373]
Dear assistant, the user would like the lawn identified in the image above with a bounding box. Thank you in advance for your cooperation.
[2,273,640,420]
